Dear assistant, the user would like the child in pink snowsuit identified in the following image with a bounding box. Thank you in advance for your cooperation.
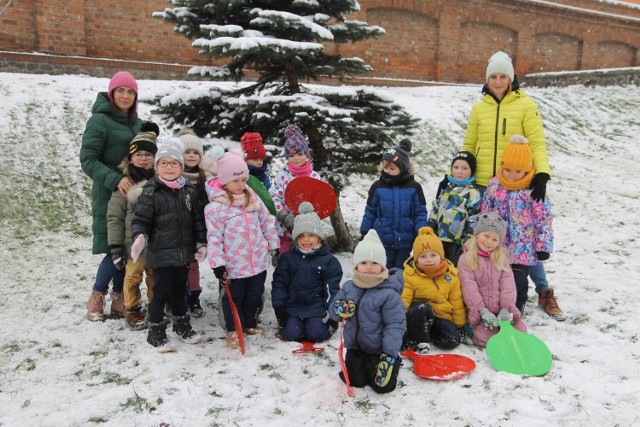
[458,211,526,347]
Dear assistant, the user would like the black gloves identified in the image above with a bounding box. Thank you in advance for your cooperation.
[213,265,227,281]
[111,246,126,270]
[323,314,339,335]
[530,173,550,202]
[274,306,288,328]
[435,174,449,199]
[536,251,550,261]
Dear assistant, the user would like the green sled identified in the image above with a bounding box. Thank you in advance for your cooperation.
[247,175,276,215]
[486,321,552,376]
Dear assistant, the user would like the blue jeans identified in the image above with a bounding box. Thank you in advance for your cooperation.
[92,254,124,293]
[529,263,549,294]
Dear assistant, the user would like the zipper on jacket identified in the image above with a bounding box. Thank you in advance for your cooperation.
[354,289,368,350]
[175,190,185,265]
[492,104,501,178]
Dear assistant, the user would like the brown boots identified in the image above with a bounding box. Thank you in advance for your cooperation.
[86,290,126,321]
[538,288,566,321]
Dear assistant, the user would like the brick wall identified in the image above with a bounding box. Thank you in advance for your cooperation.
[0,0,638,84]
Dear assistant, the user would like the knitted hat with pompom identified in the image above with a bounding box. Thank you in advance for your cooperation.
[382,138,412,175]
[241,132,267,160]
[292,201,325,241]
[412,226,444,260]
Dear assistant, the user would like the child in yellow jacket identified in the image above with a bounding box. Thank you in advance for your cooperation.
[402,227,466,353]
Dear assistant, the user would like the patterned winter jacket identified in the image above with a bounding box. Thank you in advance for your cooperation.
[430,182,481,245]
[268,165,322,237]
[80,92,142,254]
[360,175,428,250]
[271,244,343,319]
[457,253,522,328]
[462,88,551,187]
[482,177,553,266]
[204,178,279,279]
[131,177,206,269]
[402,258,466,328]
[328,268,406,358]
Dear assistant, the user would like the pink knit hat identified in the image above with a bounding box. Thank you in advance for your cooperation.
[217,152,249,185]
[108,71,138,97]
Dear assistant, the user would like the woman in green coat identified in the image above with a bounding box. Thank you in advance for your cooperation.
[80,71,142,321]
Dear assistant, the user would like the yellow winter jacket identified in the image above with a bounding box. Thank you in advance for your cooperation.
[462,89,551,187]
[402,259,466,328]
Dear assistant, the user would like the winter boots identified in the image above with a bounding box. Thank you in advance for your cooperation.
[87,290,107,321]
[226,331,239,349]
[147,321,176,353]
[125,306,147,331]
[243,326,266,335]
[188,297,204,318]
[109,291,126,316]
[172,314,203,344]
[538,288,566,321]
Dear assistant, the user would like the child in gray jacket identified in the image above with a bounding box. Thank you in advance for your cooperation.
[329,230,406,394]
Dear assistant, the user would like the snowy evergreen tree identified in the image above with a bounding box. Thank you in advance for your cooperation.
[153,0,418,249]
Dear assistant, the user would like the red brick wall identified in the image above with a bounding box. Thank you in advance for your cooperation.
[0,0,638,83]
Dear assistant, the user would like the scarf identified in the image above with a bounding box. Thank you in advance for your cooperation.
[416,259,448,278]
[447,175,475,187]
[158,175,185,189]
[352,268,389,289]
[380,171,412,186]
[287,161,313,177]
[497,169,534,191]
[182,167,201,186]
[129,165,154,183]
[478,249,492,257]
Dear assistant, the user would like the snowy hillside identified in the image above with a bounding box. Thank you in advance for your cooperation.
[0,72,639,426]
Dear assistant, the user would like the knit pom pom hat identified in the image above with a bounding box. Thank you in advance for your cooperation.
[412,226,444,260]
[486,51,514,82]
[108,71,138,97]
[353,229,387,267]
[241,132,267,160]
[382,138,412,175]
[129,121,159,158]
[155,138,185,167]
[216,152,249,185]
[176,128,203,155]
[292,201,325,241]
[283,124,310,157]
[473,211,507,240]
[501,134,533,172]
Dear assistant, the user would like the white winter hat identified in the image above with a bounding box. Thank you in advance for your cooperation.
[353,229,387,267]
[486,51,514,82]
[177,128,203,155]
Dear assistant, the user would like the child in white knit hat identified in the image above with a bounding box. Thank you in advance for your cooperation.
[177,129,216,318]
[271,202,343,343]
[131,138,207,352]
[204,152,280,349]
[329,229,406,394]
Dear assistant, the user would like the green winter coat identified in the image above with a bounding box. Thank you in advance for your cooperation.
[462,89,551,187]
[80,92,141,254]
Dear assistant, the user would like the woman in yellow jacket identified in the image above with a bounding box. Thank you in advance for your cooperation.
[402,227,466,353]
[460,51,551,200]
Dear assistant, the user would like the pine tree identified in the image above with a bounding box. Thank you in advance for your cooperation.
[153,0,418,250]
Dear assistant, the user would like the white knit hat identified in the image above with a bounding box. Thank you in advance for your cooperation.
[353,229,387,267]
[155,138,185,167]
[177,128,203,155]
[486,51,514,82]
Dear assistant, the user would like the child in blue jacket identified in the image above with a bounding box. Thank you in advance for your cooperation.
[360,139,428,269]
[330,229,406,394]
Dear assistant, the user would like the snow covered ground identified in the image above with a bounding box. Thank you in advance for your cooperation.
[0,72,639,426]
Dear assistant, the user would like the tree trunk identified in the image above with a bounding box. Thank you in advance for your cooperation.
[329,198,356,252]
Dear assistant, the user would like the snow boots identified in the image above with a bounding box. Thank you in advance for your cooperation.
[147,321,176,353]
[172,314,202,344]
[87,290,107,321]
[226,331,239,349]
[538,288,566,321]
[109,291,126,316]
[125,306,147,330]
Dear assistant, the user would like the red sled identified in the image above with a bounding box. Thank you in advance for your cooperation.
[292,341,325,354]
[401,347,476,381]
[284,176,337,219]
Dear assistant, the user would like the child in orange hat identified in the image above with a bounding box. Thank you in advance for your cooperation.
[481,135,562,318]
[402,227,465,353]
